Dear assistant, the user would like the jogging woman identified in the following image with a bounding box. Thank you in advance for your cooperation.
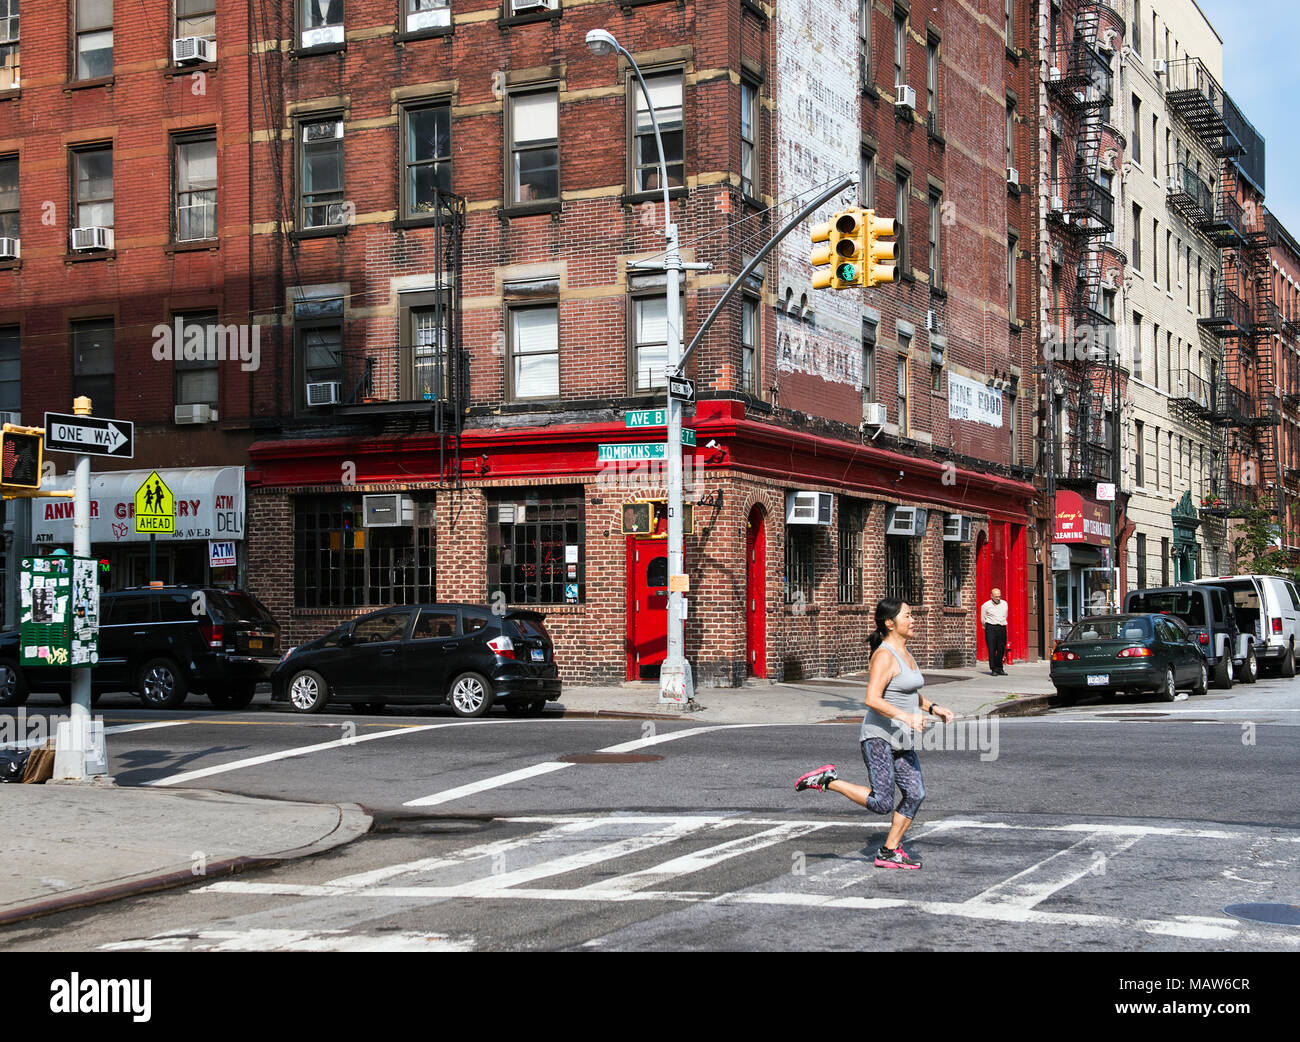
[795,598,954,868]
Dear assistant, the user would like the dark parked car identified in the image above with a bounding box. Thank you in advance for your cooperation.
[1123,584,1252,688]
[270,603,561,717]
[1050,613,1208,704]
[0,585,281,710]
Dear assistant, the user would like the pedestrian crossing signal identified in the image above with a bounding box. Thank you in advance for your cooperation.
[0,425,43,490]
[621,500,695,536]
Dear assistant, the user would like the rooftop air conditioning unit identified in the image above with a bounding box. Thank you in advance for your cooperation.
[1152,59,1167,76]
[306,381,341,407]
[301,23,345,48]
[895,84,917,111]
[927,309,940,334]
[304,121,344,142]
[364,494,415,528]
[943,513,973,543]
[862,402,887,427]
[0,237,18,260]
[512,0,558,12]
[174,403,215,425]
[1007,167,1020,188]
[172,36,215,64]
[885,505,928,537]
[785,490,833,526]
[70,227,113,251]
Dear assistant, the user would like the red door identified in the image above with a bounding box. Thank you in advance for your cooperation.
[746,506,767,678]
[627,538,668,680]
[975,530,990,661]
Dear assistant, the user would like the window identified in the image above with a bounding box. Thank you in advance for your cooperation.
[896,348,909,436]
[1133,0,1141,56]
[1152,424,1160,489]
[931,359,942,392]
[174,133,216,241]
[928,189,942,287]
[72,145,113,229]
[1005,95,1016,171]
[403,0,450,34]
[509,304,559,400]
[944,543,963,607]
[295,295,343,408]
[629,71,682,194]
[859,0,872,86]
[1131,203,1142,271]
[176,0,215,40]
[0,155,15,239]
[404,295,453,401]
[0,0,17,89]
[510,88,559,204]
[1009,378,1019,463]
[1161,536,1170,586]
[1135,533,1147,588]
[402,102,451,219]
[0,326,18,413]
[488,490,585,605]
[862,320,876,403]
[895,167,910,274]
[298,117,345,229]
[1151,216,1158,282]
[72,319,114,416]
[1165,230,1172,290]
[300,0,344,45]
[860,146,875,210]
[926,35,939,129]
[1008,234,1018,321]
[1005,0,1013,48]
[838,499,864,604]
[1134,419,1144,486]
[741,294,759,396]
[76,0,112,80]
[785,527,815,606]
[893,6,907,86]
[886,535,922,604]
[1152,322,1160,389]
[740,79,758,198]
[1130,95,1141,164]
[294,495,436,609]
[631,295,669,392]
[173,310,218,407]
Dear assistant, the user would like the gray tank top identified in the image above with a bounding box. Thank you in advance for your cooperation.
[859,642,925,749]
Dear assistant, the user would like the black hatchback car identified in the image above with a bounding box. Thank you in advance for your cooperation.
[0,585,282,710]
[270,603,562,717]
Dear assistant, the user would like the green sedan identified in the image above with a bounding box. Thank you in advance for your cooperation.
[1050,614,1209,705]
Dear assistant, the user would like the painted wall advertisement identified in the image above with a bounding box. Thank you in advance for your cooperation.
[948,373,1005,428]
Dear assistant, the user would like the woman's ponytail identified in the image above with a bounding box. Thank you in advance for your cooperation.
[869,597,905,654]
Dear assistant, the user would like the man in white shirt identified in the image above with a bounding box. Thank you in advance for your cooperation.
[980,588,1009,676]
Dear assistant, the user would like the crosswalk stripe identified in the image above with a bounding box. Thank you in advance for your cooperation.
[964,831,1144,910]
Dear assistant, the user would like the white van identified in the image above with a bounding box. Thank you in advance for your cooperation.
[1191,574,1300,678]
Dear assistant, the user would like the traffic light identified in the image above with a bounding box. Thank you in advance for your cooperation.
[0,425,43,490]
[864,210,900,287]
[810,209,867,290]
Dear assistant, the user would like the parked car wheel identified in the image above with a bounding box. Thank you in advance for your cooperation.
[448,672,493,718]
[209,684,256,710]
[1053,687,1080,706]
[1158,665,1177,703]
[287,670,330,714]
[1192,661,1208,696]
[1239,646,1258,684]
[0,659,28,708]
[1279,640,1296,679]
[137,658,188,709]
[1213,653,1234,690]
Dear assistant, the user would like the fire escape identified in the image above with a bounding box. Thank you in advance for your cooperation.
[1045,0,1119,499]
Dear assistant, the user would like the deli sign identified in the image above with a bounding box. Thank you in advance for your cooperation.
[1053,490,1111,546]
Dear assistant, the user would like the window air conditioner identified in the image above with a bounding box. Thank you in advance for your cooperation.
[943,513,973,543]
[301,24,345,49]
[70,227,113,251]
[1048,66,1061,81]
[895,84,917,111]
[303,121,344,142]
[926,310,940,334]
[1152,59,1167,76]
[306,381,341,407]
[363,494,415,528]
[1007,167,1020,188]
[512,0,558,12]
[0,237,18,260]
[407,4,451,32]
[785,490,833,526]
[885,505,928,537]
[174,404,215,424]
[862,402,887,427]
[172,36,215,64]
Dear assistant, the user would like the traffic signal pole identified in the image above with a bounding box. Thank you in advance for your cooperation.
[66,396,95,781]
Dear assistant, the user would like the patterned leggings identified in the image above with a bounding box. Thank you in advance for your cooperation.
[859,738,926,819]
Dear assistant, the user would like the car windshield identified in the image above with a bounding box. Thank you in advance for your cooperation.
[1127,591,1206,626]
[1067,617,1151,641]
[208,591,277,625]
[509,615,549,641]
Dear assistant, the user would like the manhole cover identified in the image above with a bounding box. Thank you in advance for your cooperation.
[1223,903,1300,926]
[557,752,664,764]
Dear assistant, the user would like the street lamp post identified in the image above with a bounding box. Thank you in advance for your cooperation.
[587,29,692,704]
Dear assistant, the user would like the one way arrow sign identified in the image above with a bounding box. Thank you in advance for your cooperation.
[44,413,135,458]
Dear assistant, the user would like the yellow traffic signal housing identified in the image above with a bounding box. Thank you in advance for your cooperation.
[621,500,694,537]
[864,210,900,287]
[0,424,44,490]
[810,209,867,290]
[810,217,837,290]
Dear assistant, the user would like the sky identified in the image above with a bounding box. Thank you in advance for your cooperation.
[1194,0,1300,236]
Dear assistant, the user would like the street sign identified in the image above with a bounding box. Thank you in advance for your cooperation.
[1096,482,1116,501]
[598,443,667,462]
[44,413,134,458]
[682,428,696,447]
[625,409,667,428]
[134,471,176,534]
[668,376,696,403]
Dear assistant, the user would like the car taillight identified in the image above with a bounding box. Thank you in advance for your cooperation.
[1117,647,1152,658]
[1052,649,1078,661]
[1198,632,1210,644]
[1271,617,1283,635]
[487,635,516,659]
[200,622,223,649]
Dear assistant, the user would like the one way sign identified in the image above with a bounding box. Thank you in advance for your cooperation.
[44,413,135,458]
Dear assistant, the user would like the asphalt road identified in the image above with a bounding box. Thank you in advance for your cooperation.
[1,679,1296,952]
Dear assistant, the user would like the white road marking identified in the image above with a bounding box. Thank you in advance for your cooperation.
[8,718,194,752]
[401,723,758,807]
[965,832,1143,909]
[99,927,472,952]
[146,722,470,787]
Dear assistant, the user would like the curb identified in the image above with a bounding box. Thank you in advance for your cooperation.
[0,801,372,929]
[986,694,1056,717]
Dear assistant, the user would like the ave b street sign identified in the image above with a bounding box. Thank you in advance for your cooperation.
[668,376,695,404]
[44,413,134,458]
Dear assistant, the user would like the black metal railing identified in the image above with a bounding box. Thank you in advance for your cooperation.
[1164,56,1245,158]
[1171,370,1211,414]
[336,344,469,411]
[1208,381,1252,426]
[1046,43,1112,109]
[1045,308,1118,366]
[1200,480,1256,514]
[1198,283,1250,335]
[1165,161,1215,228]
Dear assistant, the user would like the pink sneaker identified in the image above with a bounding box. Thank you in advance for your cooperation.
[874,846,921,869]
[795,764,839,792]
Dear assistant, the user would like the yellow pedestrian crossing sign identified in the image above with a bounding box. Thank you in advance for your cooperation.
[134,471,175,534]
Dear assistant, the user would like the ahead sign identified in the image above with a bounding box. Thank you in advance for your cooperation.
[44,413,135,458]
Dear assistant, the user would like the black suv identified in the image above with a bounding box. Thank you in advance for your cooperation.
[270,603,561,717]
[1123,585,1250,689]
[0,586,282,710]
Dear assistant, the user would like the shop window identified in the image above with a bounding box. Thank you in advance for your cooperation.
[293,495,436,609]
[487,490,584,605]
[786,527,815,606]
[885,534,922,604]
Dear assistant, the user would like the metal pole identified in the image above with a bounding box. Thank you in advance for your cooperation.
[67,396,93,781]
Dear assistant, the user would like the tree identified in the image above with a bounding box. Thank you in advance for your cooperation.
[1229,505,1298,580]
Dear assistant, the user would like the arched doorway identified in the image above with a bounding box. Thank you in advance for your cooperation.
[746,505,767,678]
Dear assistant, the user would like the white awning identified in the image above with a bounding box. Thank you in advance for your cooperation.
[31,466,245,546]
